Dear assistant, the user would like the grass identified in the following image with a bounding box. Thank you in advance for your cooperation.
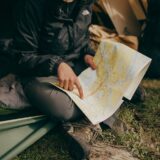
[13,130,72,160]
[9,79,160,160]
[102,79,160,160]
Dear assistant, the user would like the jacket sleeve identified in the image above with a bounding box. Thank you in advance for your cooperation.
[83,44,95,57]
[12,0,65,77]
[13,51,63,77]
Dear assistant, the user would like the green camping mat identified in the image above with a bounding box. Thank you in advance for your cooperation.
[0,107,56,160]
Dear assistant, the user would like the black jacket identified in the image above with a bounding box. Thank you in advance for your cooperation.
[7,0,95,77]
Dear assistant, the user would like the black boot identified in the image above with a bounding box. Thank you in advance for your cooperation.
[61,119,137,160]
[131,85,146,103]
[62,119,102,160]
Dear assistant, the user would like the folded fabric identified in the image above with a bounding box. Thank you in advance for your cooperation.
[89,24,138,51]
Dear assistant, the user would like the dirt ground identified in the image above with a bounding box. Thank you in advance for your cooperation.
[13,79,160,160]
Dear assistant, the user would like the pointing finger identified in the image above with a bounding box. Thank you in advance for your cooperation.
[75,79,84,99]
[88,58,97,70]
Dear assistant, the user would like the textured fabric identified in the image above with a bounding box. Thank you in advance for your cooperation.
[8,0,95,77]
[23,77,83,122]
[0,74,83,121]
[0,74,30,109]
[0,39,14,78]
[89,25,138,51]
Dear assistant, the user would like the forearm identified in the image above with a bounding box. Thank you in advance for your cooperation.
[13,51,64,77]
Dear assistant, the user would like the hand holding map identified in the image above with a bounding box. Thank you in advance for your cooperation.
[49,40,151,124]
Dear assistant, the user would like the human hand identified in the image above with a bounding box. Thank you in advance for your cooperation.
[57,62,84,99]
[84,54,97,70]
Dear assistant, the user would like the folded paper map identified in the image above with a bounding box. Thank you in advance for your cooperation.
[48,40,151,124]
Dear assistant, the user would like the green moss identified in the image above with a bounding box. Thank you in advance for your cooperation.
[14,129,71,160]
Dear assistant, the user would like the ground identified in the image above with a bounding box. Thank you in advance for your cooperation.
[12,79,160,160]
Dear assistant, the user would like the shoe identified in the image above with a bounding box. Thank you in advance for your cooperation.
[61,119,137,160]
[103,113,127,134]
[62,119,102,160]
[130,86,146,104]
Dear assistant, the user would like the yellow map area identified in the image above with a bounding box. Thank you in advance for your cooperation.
[51,40,151,124]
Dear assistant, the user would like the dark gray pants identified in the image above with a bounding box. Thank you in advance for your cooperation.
[23,77,83,122]
[23,76,119,126]
[0,74,121,127]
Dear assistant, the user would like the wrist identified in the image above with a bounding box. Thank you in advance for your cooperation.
[84,54,93,64]
[49,58,64,75]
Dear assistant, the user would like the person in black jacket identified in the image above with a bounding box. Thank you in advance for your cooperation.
[12,0,95,77]
[12,0,96,115]
[7,0,107,159]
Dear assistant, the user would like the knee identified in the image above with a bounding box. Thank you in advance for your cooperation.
[23,79,53,100]
[23,79,82,122]
[49,90,80,121]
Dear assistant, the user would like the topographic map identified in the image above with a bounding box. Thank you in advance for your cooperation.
[50,40,151,124]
